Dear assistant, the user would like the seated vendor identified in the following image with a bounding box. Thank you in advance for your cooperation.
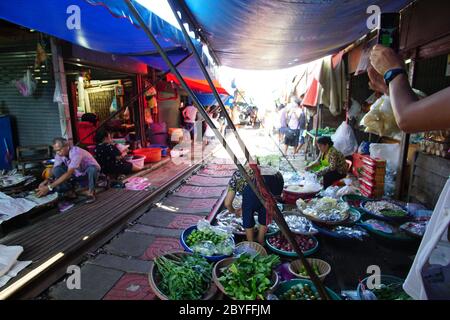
[36,137,100,203]
[95,130,141,177]
[305,136,347,189]
[242,171,284,245]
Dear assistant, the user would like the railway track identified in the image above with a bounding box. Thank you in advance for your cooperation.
[38,152,234,300]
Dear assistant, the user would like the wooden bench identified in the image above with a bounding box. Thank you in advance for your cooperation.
[15,145,52,175]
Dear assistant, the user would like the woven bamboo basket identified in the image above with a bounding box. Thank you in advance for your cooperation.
[288,258,331,282]
[234,241,267,256]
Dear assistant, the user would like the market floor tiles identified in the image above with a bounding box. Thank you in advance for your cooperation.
[103,273,156,300]
[140,237,183,261]
[49,264,124,300]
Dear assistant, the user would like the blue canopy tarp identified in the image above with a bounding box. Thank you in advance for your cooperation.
[195,93,231,107]
[0,0,210,79]
[173,0,415,70]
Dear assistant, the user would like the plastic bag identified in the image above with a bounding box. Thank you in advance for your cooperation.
[348,99,362,121]
[332,121,358,156]
[191,241,216,256]
[321,186,340,199]
[361,91,426,139]
[369,143,401,172]
[14,70,36,97]
[358,141,371,155]
[336,179,358,198]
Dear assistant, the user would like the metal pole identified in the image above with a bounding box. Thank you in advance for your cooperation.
[168,2,254,164]
[124,0,329,300]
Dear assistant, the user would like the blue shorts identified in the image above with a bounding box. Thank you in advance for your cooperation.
[242,184,266,228]
[241,173,284,229]
[279,127,288,135]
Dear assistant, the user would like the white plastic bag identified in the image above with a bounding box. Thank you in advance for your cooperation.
[369,143,401,172]
[332,121,358,156]
[336,178,358,198]
[14,70,36,97]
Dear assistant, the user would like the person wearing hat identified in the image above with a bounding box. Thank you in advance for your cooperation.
[305,136,347,188]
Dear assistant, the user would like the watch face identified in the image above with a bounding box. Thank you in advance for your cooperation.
[385,70,393,79]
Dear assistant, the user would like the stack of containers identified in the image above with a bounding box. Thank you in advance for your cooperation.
[358,155,386,199]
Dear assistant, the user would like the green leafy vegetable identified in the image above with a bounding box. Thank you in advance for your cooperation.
[218,253,280,300]
[154,254,212,300]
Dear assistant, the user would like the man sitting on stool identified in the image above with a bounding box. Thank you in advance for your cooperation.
[36,137,101,203]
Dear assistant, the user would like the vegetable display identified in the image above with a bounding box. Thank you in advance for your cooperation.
[363,201,408,218]
[297,263,321,278]
[400,221,427,237]
[186,229,228,247]
[218,254,280,300]
[154,254,213,300]
[369,283,412,300]
[267,233,317,253]
[298,197,349,223]
[185,228,234,256]
[332,226,368,240]
[278,283,322,300]
[362,219,395,234]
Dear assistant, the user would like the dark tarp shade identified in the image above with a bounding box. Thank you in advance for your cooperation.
[175,0,415,70]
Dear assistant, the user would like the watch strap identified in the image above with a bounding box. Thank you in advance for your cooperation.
[384,68,407,85]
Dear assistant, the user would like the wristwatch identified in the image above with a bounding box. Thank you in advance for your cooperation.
[384,68,407,86]
[47,184,54,192]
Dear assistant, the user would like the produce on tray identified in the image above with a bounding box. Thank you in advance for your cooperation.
[346,209,361,224]
[256,154,281,168]
[331,226,368,241]
[277,283,322,300]
[186,220,235,256]
[296,262,321,278]
[362,282,412,300]
[215,210,246,234]
[215,210,278,235]
[400,221,427,237]
[298,197,349,222]
[284,214,318,234]
[218,253,280,300]
[362,219,395,234]
[285,183,321,194]
[267,233,317,253]
[154,254,213,300]
[363,200,407,218]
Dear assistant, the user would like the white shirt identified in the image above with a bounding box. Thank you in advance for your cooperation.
[205,118,220,138]
[403,178,450,299]
[183,105,197,123]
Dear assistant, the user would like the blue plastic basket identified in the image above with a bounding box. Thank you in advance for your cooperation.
[180,225,234,262]
[148,144,169,157]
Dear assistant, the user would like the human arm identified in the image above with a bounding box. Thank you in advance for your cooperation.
[370,45,450,133]
[305,152,321,171]
[224,189,240,215]
[316,151,338,177]
[36,167,75,197]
